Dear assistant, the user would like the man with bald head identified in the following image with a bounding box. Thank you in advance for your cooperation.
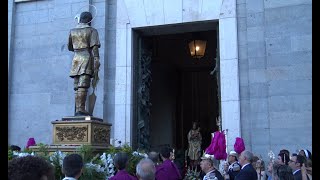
[200,155,224,180]
[136,158,156,180]
[235,150,257,180]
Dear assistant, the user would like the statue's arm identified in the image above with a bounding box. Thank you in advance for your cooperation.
[67,32,74,51]
[91,29,101,71]
[92,46,100,70]
[187,131,191,142]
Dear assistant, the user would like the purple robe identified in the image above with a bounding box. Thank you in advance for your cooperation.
[156,160,182,180]
[109,169,138,180]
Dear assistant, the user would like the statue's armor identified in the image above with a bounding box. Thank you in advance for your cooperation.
[68,23,100,116]
[68,25,100,78]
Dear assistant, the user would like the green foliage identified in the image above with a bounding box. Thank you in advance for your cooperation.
[49,151,66,180]
[80,165,106,180]
[127,152,144,176]
[8,149,14,160]
[37,143,49,158]
[76,144,94,163]
[105,143,146,176]
[22,147,33,154]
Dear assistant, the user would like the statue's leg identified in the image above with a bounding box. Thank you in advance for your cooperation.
[74,76,79,116]
[75,74,91,116]
[76,88,88,115]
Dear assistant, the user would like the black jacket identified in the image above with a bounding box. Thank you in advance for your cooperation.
[235,164,257,180]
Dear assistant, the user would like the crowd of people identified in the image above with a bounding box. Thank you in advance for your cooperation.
[221,149,312,180]
[8,144,312,180]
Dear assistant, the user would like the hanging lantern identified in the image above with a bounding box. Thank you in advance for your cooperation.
[189,40,207,59]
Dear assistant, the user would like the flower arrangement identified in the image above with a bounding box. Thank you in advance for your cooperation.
[8,142,147,180]
[184,166,201,180]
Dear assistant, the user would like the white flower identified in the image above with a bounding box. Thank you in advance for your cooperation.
[132,151,148,158]
[139,152,148,158]
[107,154,114,164]
[14,152,33,157]
[268,150,275,161]
[100,153,107,166]
[12,151,19,156]
[85,162,105,173]
[108,168,115,175]
[49,150,66,166]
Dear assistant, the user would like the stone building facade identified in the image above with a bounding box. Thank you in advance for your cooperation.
[8,0,311,159]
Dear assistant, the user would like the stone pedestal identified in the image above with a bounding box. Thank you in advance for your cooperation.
[29,116,112,154]
[51,116,112,146]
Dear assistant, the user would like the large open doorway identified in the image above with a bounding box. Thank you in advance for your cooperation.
[132,21,220,155]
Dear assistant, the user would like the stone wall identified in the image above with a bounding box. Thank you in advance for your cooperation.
[237,0,312,159]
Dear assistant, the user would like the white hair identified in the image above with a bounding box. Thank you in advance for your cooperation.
[136,158,156,180]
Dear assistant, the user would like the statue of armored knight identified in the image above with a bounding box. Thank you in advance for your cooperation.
[68,11,100,116]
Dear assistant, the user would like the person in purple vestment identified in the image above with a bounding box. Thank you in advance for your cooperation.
[110,152,138,180]
[156,146,182,180]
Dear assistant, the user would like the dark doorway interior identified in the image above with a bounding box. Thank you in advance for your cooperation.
[146,30,220,152]
[132,21,220,155]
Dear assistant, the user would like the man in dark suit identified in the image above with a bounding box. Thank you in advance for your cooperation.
[288,154,309,180]
[235,150,257,180]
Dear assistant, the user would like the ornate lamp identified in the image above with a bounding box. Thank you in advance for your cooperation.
[188,40,207,59]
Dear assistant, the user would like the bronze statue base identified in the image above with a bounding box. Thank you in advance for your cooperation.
[51,118,112,147]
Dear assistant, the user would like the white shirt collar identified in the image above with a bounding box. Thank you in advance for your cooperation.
[241,163,250,169]
[62,177,77,180]
[206,169,215,175]
[293,169,300,175]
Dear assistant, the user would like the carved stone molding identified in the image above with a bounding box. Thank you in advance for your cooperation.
[56,126,87,142]
[93,125,110,144]
[52,119,112,146]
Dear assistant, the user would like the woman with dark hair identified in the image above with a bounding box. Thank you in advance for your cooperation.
[279,149,290,157]
[276,152,289,165]
[255,158,266,180]
[298,150,312,179]
[299,149,312,161]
